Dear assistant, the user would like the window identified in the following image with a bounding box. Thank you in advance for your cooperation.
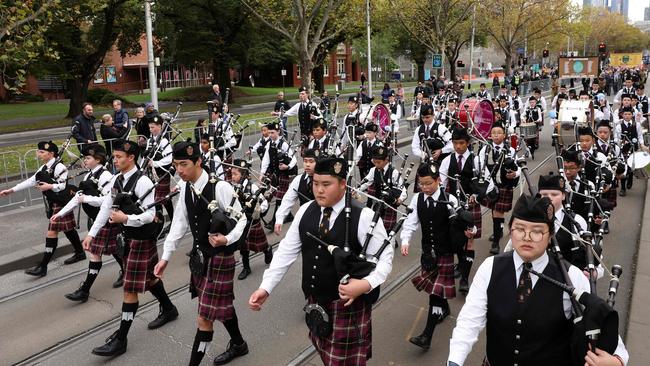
[323,62,330,77]
[297,66,301,79]
[337,59,346,76]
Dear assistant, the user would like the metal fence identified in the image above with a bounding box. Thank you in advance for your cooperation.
[491,78,553,98]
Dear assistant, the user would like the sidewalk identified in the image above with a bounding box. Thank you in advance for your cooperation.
[625,179,650,365]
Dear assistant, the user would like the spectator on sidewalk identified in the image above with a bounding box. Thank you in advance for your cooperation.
[71,102,97,153]
[133,106,149,147]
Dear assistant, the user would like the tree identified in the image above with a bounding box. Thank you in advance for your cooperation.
[572,6,650,55]
[389,0,476,79]
[478,0,572,73]
[241,0,365,91]
[0,0,60,97]
[35,0,143,117]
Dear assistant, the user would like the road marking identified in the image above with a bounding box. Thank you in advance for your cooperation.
[405,306,426,341]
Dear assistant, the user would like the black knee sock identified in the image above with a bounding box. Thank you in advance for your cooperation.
[164,201,174,222]
[620,178,627,190]
[64,230,84,254]
[492,217,504,242]
[117,301,139,341]
[189,329,214,366]
[41,237,58,266]
[149,280,174,311]
[422,295,447,337]
[241,250,250,270]
[113,254,124,271]
[463,250,475,279]
[223,312,244,345]
[81,261,102,293]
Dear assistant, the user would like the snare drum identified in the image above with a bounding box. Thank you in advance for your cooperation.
[519,122,538,139]
[643,132,650,147]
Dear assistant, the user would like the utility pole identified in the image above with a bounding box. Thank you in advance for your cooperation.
[468,3,476,89]
[145,0,158,109]
[366,0,373,97]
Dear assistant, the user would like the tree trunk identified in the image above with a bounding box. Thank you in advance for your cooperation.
[300,57,314,92]
[504,51,513,74]
[212,60,232,103]
[416,62,425,82]
[66,78,88,119]
[313,65,325,93]
[449,61,457,81]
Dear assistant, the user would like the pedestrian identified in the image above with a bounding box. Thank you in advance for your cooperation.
[360,71,367,86]
[271,91,290,138]
[71,102,98,153]
[155,141,250,365]
[249,157,394,366]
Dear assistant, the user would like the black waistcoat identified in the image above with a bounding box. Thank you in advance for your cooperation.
[486,252,572,366]
[447,153,475,195]
[79,167,105,219]
[184,180,233,256]
[358,140,378,170]
[298,200,363,304]
[297,173,314,205]
[418,122,443,139]
[556,212,587,270]
[113,171,158,240]
[344,111,359,126]
[268,139,284,176]
[568,181,589,220]
[620,122,639,150]
[372,166,394,194]
[417,192,452,254]
[298,103,313,135]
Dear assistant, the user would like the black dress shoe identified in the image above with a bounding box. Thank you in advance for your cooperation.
[459,278,469,294]
[214,340,249,365]
[237,267,251,280]
[65,287,89,303]
[112,270,124,288]
[263,248,273,264]
[63,252,86,265]
[92,331,127,356]
[409,334,432,350]
[147,305,179,329]
[25,264,47,277]
[489,243,500,255]
[619,189,627,197]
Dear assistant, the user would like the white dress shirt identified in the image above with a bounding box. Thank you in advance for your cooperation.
[358,164,407,203]
[161,170,248,261]
[274,173,310,226]
[211,120,237,151]
[411,122,453,158]
[283,100,322,119]
[201,151,224,178]
[400,190,459,245]
[12,158,67,193]
[477,142,521,179]
[143,135,173,168]
[260,137,297,175]
[259,195,394,294]
[439,150,495,194]
[614,120,646,149]
[88,166,156,237]
[355,138,380,163]
[57,166,114,216]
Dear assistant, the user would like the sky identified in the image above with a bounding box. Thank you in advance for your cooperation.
[572,0,646,22]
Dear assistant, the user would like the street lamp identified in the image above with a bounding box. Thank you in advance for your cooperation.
[145,0,159,109]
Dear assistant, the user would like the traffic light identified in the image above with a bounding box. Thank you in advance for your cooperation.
[456,60,465,68]
[598,42,606,54]
[523,57,528,65]
[543,49,549,58]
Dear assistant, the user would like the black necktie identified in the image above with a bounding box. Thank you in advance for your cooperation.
[116,174,125,190]
[307,176,313,194]
[457,155,463,172]
[319,207,333,239]
[427,196,435,208]
[517,262,533,303]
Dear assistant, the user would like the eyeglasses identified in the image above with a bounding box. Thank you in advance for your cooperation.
[510,227,549,242]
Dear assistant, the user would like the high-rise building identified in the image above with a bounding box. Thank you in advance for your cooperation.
[645,6,650,21]
[584,0,608,7]
[610,0,629,20]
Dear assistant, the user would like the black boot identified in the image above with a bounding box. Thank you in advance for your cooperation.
[238,251,251,280]
[29,237,57,276]
[92,331,127,357]
[112,270,124,288]
[238,267,251,280]
[63,252,87,265]
[65,284,89,303]
[148,304,179,329]
[489,241,500,255]
[409,334,432,350]
[25,264,47,277]
[213,340,249,365]
[263,247,273,264]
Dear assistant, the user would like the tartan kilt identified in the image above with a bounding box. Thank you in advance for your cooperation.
[242,220,269,252]
[89,224,120,256]
[191,254,235,323]
[469,201,483,238]
[603,187,617,209]
[154,175,171,202]
[308,298,373,366]
[48,203,76,232]
[482,186,514,213]
[123,239,158,294]
[410,254,456,299]
[381,206,397,232]
[274,173,292,200]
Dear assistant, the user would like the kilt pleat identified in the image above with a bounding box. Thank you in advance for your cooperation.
[123,239,158,294]
[411,254,456,299]
[89,224,120,256]
[482,186,514,213]
[192,254,236,323]
[242,220,269,252]
[48,203,76,232]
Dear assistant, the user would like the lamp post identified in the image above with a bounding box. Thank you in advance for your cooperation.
[145,0,159,109]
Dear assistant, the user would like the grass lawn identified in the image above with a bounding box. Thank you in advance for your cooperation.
[0,101,70,120]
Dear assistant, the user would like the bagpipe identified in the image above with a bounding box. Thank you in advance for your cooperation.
[484,143,519,189]
[140,102,183,181]
[35,135,82,215]
[517,153,623,364]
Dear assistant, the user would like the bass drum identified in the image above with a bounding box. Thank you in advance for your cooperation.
[557,100,594,147]
[361,103,392,140]
[458,99,494,140]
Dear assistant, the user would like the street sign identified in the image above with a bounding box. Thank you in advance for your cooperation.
[432,54,442,69]
[517,47,525,54]
[558,57,599,79]
[281,69,287,76]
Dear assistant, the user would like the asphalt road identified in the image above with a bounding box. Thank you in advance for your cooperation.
[1,87,643,365]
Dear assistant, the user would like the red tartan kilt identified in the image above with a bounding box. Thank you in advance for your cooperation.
[411,254,456,299]
[603,187,617,209]
[242,220,269,252]
[123,239,158,294]
[381,207,397,232]
[482,187,514,213]
[469,201,483,238]
[154,175,171,201]
[192,254,235,323]
[274,174,292,199]
[48,203,76,232]
[89,224,120,256]
[308,298,373,366]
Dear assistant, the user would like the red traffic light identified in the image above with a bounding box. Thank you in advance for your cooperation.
[456,60,465,67]
[543,49,549,58]
[598,42,606,53]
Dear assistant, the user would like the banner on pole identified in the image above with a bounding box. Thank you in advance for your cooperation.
[558,57,599,79]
